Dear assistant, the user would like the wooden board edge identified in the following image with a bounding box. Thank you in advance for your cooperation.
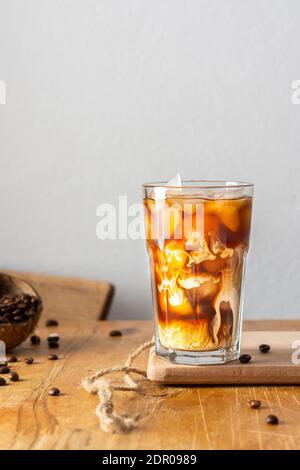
[98,283,115,320]
[147,342,300,385]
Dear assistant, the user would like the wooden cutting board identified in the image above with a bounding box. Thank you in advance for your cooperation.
[147,331,300,384]
[3,270,115,320]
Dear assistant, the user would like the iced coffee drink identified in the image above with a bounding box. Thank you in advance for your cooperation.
[143,180,253,364]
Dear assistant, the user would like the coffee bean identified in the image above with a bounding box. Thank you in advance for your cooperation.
[47,334,59,342]
[239,354,252,364]
[0,366,10,374]
[2,294,12,301]
[4,313,13,321]
[266,414,279,425]
[17,302,26,309]
[45,319,58,327]
[48,354,58,361]
[30,335,41,345]
[13,295,22,302]
[23,309,35,318]
[0,377,6,386]
[48,342,59,349]
[0,293,39,326]
[13,315,24,323]
[109,330,122,337]
[249,400,261,409]
[48,387,60,396]
[259,344,271,353]
[9,371,19,382]
[25,357,34,364]
[7,355,18,363]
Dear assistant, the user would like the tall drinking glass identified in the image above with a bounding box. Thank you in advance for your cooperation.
[143,181,253,364]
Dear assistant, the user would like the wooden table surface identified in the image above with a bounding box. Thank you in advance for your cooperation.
[1,319,300,450]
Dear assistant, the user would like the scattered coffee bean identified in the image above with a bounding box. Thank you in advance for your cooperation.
[30,334,41,345]
[0,377,6,386]
[9,371,19,382]
[109,330,122,337]
[45,319,58,327]
[249,400,261,409]
[48,387,60,396]
[48,354,58,361]
[0,366,10,374]
[48,342,59,349]
[25,357,34,364]
[7,355,18,363]
[266,414,279,425]
[47,334,59,343]
[239,354,252,364]
[259,344,271,353]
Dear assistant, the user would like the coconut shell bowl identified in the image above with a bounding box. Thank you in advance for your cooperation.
[0,273,43,351]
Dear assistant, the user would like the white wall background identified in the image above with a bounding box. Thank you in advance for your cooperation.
[0,0,299,320]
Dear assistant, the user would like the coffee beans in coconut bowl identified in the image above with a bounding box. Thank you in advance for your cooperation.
[0,273,43,351]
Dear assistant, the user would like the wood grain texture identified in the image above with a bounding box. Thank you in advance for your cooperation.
[147,331,300,384]
[0,320,300,450]
[3,270,114,320]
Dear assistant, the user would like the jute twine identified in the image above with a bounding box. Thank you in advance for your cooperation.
[82,340,170,434]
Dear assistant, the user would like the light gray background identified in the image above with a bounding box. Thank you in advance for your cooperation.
[0,0,299,320]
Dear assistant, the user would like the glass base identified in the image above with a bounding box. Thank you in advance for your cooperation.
[156,337,240,365]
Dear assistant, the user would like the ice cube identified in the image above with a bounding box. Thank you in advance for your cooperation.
[168,174,182,186]
[154,174,182,200]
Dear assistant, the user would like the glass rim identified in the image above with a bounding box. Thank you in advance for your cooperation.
[142,180,254,190]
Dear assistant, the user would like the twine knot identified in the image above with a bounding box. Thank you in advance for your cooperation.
[82,340,156,434]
